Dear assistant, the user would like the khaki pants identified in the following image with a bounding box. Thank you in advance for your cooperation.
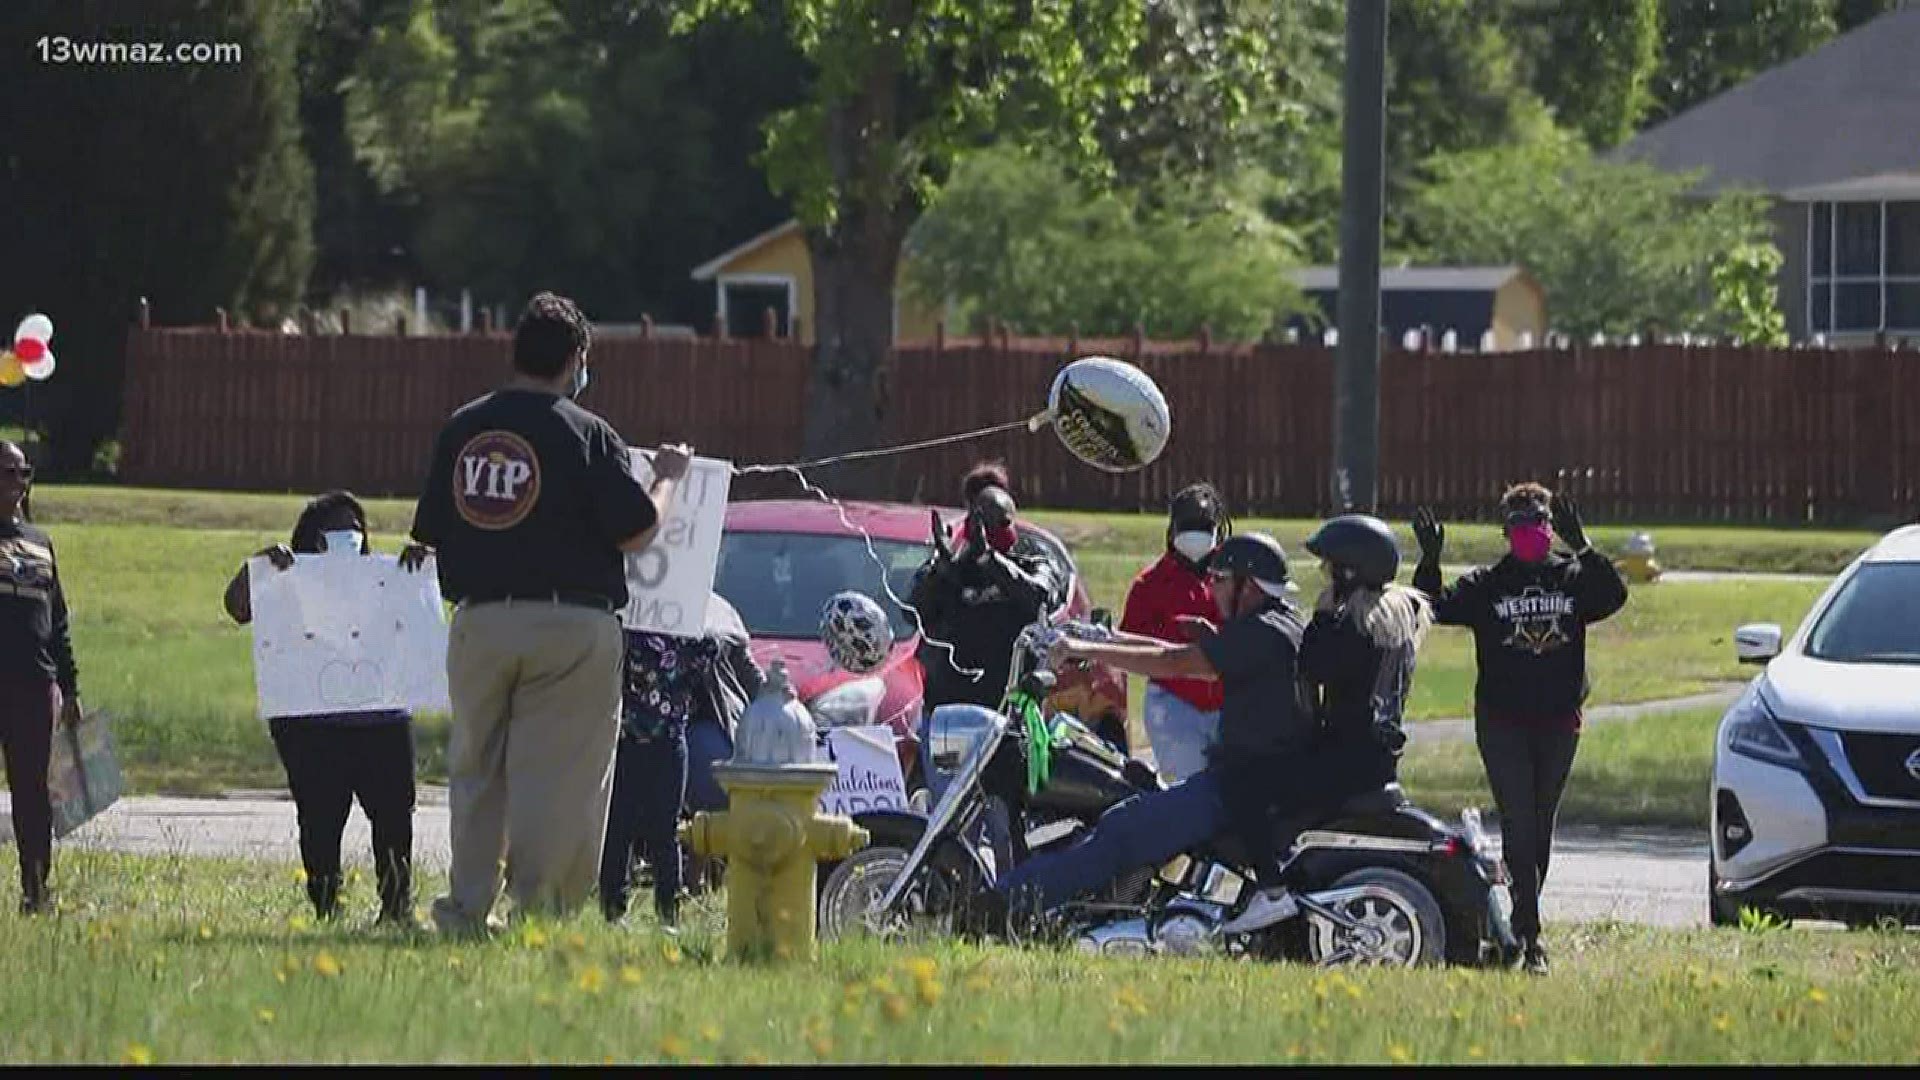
[434,600,624,929]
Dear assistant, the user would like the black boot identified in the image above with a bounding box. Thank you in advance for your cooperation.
[307,874,342,920]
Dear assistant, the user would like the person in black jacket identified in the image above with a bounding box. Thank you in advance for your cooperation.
[0,441,81,915]
[1412,483,1628,975]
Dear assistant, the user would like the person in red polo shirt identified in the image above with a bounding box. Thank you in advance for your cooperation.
[1120,483,1232,781]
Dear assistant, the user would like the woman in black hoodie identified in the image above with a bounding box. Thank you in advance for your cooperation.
[0,441,81,914]
[1412,483,1628,975]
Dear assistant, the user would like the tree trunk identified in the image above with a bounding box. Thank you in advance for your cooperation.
[802,220,904,499]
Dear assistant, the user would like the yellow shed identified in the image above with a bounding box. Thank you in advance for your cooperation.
[690,219,947,344]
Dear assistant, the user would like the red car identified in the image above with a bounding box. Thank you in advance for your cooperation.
[715,499,1130,787]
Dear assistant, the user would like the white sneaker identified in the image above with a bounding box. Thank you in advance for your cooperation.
[1220,887,1298,935]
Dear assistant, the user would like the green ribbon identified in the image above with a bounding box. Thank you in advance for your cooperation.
[1010,690,1051,796]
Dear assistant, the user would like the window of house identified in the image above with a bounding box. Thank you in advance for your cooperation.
[1808,200,1920,334]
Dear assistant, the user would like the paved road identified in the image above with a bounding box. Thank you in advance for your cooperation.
[3,792,1710,929]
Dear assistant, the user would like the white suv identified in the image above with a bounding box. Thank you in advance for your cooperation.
[1709,524,1920,928]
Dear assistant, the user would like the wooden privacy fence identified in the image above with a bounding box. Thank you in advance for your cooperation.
[119,327,1920,524]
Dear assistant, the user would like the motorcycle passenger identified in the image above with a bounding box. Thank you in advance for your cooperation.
[1299,513,1434,816]
[981,533,1315,933]
[1119,483,1231,782]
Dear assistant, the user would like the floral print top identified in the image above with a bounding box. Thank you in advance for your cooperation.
[621,629,721,743]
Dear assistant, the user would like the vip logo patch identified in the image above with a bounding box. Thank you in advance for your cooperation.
[453,430,542,531]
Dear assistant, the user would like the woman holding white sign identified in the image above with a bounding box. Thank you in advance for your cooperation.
[223,490,420,925]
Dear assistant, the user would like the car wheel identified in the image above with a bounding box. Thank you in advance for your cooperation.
[1707,860,1740,929]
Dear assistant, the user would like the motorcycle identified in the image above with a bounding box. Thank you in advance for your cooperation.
[817,618,1518,967]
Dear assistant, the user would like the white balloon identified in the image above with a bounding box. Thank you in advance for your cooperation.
[1047,356,1172,473]
[22,352,55,381]
[13,314,52,345]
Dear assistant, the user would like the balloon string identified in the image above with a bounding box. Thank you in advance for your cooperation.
[733,413,1047,476]
[734,461,985,684]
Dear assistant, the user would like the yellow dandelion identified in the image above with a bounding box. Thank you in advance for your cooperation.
[348,869,364,884]
[1450,1008,1468,1023]
[1806,988,1828,1004]
[576,966,607,995]
[808,1034,833,1057]
[620,965,643,986]
[294,868,308,884]
[700,1024,721,1042]
[288,915,311,933]
[1468,1046,1485,1060]
[1107,1017,1125,1035]
[1712,1014,1733,1034]
[123,1044,154,1065]
[1388,1044,1412,1064]
[256,1008,276,1025]
[522,927,550,949]
[917,979,944,1007]
[1506,1012,1527,1030]
[659,1034,690,1061]
[311,952,342,978]
[1710,974,1728,990]
[275,971,288,985]
[1344,982,1362,1001]
[1287,1044,1303,1058]
[905,957,938,981]
[869,976,896,996]
[198,925,214,941]
[567,933,587,951]
[882,995,911,1023]
[448,955,465,970]
[662,943,683,966]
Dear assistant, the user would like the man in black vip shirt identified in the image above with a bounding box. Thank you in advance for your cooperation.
[409,292,691,934]
[1412,484,1628,975]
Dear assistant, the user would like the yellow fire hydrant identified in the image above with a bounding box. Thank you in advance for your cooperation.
[680,660,867,962]
[1617,530,1663,584]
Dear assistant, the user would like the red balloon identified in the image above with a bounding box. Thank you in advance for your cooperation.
[13,338,45,362]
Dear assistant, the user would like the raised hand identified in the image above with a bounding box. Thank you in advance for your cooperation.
[929,509,954,565]
[652,443,693,483]
[398,543,433,573]
[1411,507,1445,564]
[257,543,296,572]
[1551,493,1589,552]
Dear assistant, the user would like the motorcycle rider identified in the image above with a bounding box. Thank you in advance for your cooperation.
[1299,514,1434,812]
[978,533,1317,935]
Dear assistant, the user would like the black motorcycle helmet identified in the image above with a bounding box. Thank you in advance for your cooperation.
[1306,513,1402,588]
[1210,532,1292,591]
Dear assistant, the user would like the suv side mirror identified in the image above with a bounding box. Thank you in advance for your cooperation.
[1734,623,1783,664]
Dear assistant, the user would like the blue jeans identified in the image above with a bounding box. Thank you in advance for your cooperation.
[684,720,733,813]
[1142,684,1220,783]
[599,732,687,920]
[994,769,1226,912]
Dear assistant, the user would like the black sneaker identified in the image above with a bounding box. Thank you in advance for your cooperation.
[1523,941,1550,976]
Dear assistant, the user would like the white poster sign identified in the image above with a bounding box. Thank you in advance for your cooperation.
[622,451,733,637]
[248,552,450,720]
[815,724,912,817]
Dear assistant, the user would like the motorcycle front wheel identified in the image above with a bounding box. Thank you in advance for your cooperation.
[1302,867,1447,967]
[818,845,974,942]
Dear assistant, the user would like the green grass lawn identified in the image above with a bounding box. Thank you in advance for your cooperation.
[3,850,1917,1064]
[35,483,1829,797]
[1402,706,1724,830]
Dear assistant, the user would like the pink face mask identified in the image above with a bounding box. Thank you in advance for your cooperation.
[1508,523,1553,563]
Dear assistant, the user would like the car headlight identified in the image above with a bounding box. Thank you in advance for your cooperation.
[809,678,885,729]
[1723,685,1802,768]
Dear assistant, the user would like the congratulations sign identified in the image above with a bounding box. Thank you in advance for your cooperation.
[622,452,733,638]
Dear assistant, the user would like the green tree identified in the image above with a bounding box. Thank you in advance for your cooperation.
[903,149,1304,341]
[1502,0,1661,148]
[675,0,1305,467]
[1409,127,1776,338]
[1711,241,1789,346]
[344,0,805,322]
[1649,0,1837,122]
[0,0,314,473]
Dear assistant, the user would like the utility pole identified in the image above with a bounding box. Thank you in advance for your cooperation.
[1333,0,1388,512]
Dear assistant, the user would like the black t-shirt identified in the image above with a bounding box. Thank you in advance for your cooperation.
[411,389,658,607]
[1200,599,1310,755]
[0,521,78,694]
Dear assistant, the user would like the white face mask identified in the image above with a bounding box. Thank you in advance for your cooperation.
[1172,530,1217,562]
[322,530,364,555]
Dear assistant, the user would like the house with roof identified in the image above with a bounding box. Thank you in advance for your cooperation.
[690,220,948,344]
[1285,266,1547,351]
[1612,5,1920,345]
